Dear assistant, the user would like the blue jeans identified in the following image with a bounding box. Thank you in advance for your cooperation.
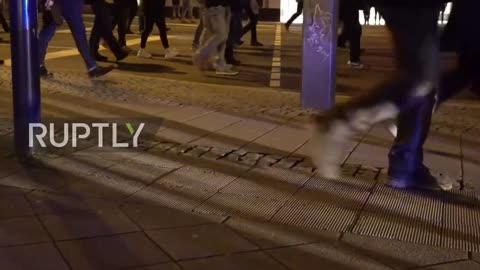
[39,0,96,70]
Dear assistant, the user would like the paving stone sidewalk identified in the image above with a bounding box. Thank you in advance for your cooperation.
[0,71,480,270]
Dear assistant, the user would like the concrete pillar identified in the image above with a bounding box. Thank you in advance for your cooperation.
[301,0,338,110]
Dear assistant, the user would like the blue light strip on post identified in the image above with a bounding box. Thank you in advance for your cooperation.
[10,0,41,159]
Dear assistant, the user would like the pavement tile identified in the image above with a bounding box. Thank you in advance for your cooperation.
[121,203,224,230]
[0,184,31,195]
[156,165,239,193]
[271,196,359,232]
[146,224,258,260]
[341,233,468,269]
[193,119,277,149]
[57,232,170,270]
[0,217,51,246]
[267,242,392,270]
[40,208,139,241]
[105,160,173,185]
[415,260,480,270]
[219,168,301,200]
[296,177,373,210]
[42,155,116,176]
[131,263,182,270]
[185,112,242,132]
[0,243,70,270]
[126,152,185,169]
[352,185,444,247]
[71,147,142,162]
[158,107,213,123]
[125,182,213,211]
[155,127,207,144]
[27,191,119,215]
[0,158,22,179]
[194,192,286,219]
[61,170,146,201]
[0,168,73,192]
[179,252,288,270]
[247,125,310,153]
[0,195,35,219]
[347,136,390,169]
[442,190,480,251]
[474,252,480,263]
[226,216,340,249]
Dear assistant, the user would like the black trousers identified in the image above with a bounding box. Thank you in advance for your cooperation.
[90,0,124,58]
[339,1,361,62]
[285,1,303,27]
[241,7,259,43]
[127,0,138,31]
[141,0,169,49]
[112,0,130,46]
[0,8,9,33]
[437,0,480,103]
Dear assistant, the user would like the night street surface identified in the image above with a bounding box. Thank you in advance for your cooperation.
[0,15,479,270]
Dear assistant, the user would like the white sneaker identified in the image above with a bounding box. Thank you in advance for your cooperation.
[347,61,364,69]
[137,48,152,58]
[216,67,239,76]
[165,48,179,59]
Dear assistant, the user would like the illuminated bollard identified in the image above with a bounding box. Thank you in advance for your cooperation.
[10,0,41,158]
[301,0,338,110]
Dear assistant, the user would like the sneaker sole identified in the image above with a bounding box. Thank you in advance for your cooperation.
[388,178,453,191]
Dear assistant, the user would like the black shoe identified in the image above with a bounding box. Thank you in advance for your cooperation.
[0,60,4,65]
[284,24,290,31]
[116,50,129,62]
[235,40,244,47]
[388,165,453,191]
[40,66,53,78]
[126,29,134,34]
[251,41,263,47]
[226,59,241,66]
[94,53,108,62]
[88,66,114,79]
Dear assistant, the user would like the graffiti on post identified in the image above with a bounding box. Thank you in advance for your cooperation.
[305,4,332,61]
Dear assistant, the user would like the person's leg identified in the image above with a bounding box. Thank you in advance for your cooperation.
[127,0,138,31]
[138,0,145,32]
[195,6,229,69]
[38,13,57,69]
[91,0,126,60]
[285,2,303,29]
[181,0,191,20]
[192,12,204,49]
[346,11,362,64]
[311,5,442,180]
[155,0,170,49]
[226,10,242,65]
[388,91,446,189]
[89,6,103,59]
[250,14,260,45]
[241,7,255,39]
[118,0,130,47]
[140,12,154,49]
[61,0,97,71]
[0,9,9,33]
